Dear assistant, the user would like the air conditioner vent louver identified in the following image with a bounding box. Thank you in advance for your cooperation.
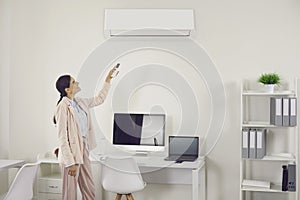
[104,9,194,37]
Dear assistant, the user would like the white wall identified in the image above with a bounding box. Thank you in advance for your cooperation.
[1,0,300,200]
[0,0,11,194]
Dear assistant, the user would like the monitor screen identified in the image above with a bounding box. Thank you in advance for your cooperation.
[113,113,165,151]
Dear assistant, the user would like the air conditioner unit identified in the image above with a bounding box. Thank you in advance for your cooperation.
[104,9,194,37]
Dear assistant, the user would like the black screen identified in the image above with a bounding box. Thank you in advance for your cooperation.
[169,136,199,156]
[113,113,165,146]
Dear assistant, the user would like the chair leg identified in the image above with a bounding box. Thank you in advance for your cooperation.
[126,193,134,200]
[115,194,122,200]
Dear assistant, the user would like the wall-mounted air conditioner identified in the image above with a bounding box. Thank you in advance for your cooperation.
[104,9,194,37]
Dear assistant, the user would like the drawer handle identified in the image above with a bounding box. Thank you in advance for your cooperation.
[49,185,58,189]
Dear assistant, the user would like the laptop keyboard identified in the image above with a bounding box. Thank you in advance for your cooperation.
[176,156,197,161]
[165,155,197,162]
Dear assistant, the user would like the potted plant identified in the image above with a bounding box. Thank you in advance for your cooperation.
[258,73,280,93]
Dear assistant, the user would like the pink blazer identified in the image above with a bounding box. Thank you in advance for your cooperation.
[55,83,110,165]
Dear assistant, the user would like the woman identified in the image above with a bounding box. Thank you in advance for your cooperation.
[54,67,116,200]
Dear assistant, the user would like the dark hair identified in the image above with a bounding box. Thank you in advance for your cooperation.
[53,75,71,124]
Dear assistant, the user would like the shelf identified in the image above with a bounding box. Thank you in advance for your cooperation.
[242,154,296,162]
[263,154,296,162]
[242,90,295,96]
[242,121,297,128]
[241,183,293,193]
[242,121,276,128]
[39,173,61,180]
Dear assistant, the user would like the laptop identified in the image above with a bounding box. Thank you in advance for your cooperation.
[164,136,199,162]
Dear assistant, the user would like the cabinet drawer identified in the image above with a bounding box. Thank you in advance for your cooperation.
[38,192,62,200]
[38,178,62,194]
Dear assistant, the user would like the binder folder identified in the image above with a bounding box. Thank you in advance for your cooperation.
[249,129,256,159]
[256,129,266,159]
[242,129,249,158]
[282,98,290,126]
[289,98,297,126]
[270,97,282,126]
[288,163,296,191]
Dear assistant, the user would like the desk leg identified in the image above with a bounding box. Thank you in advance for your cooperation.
[192,164,206,200]
[201,164,206,200]
[192,168,199,200]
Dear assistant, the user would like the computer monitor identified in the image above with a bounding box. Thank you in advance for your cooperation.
[113,113,165,153]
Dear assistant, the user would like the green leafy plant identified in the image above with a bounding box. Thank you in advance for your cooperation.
[258,73,280,85]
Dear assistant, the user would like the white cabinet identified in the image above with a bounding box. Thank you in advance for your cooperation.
[240,80,299,200]
[38,175,62,194]
[36,152,102,200]
[37,153,62,200]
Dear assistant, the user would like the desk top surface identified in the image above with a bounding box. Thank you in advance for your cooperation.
[36,153,205,170]
[93,153,205,170]
[0,159,25,171]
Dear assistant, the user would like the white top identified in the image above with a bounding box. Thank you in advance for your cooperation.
[67,98,88,138]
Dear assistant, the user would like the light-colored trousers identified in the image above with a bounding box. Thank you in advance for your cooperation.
[60,139,95,200]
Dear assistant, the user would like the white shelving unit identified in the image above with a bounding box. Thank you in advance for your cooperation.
[240,79,299,200]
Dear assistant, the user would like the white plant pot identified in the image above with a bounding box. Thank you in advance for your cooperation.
[265,84,275,93]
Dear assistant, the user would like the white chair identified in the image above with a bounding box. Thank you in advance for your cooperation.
[0,162,40,200]
[101,156,146,200]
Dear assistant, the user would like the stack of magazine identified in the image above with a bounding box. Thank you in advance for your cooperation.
[242,179,271,189]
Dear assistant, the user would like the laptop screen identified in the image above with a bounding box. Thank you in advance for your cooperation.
[169,136,199,156]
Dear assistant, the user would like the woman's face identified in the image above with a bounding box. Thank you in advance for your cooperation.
[66,77,81,96]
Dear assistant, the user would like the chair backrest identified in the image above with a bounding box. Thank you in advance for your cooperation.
[3,162,40,200]
[101,156,145,194]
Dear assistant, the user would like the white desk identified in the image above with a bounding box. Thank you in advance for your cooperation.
[93,154,206,200]
[0,159,25,172]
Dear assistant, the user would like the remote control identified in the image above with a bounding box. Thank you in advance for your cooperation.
[111,63,120,78]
